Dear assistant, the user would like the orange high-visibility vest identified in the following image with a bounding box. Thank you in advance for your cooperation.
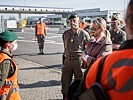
[79,22,89,30]
[85,49,133,100]
[0,53,20,100]
[36,22,46,35]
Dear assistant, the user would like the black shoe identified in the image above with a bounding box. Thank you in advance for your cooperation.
[38,51,44,55]
[41,52,44,54]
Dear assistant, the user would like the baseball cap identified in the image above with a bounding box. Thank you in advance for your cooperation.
[0,31,17,42]
[68,13,78,20]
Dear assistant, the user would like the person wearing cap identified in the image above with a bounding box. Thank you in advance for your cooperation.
[0,31,20,100]
[109,15,126,51]
[61,14,91,100]
[35,18,47,54]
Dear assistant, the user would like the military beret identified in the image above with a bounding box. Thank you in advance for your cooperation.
[0,31,17,42]
[68,13,78,20]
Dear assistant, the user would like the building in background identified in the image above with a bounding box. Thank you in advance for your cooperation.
[76,8,125,23]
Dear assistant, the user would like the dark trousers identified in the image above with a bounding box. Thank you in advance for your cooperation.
[37,34,45,51]
[68,80,81,100]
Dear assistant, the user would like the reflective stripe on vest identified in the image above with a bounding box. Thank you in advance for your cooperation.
[0,53,19,95]
[108,58,133,92]
[85,50,133,100]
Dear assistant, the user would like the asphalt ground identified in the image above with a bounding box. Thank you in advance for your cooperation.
[15,56,63,100]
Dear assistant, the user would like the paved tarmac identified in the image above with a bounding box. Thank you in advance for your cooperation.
[14,56,63,100]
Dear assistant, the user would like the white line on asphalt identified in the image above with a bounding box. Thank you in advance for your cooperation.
[46,36,61,39]
[18,37,25,39]
[17,39,63,45]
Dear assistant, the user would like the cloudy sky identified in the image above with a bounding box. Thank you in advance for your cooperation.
[0,0,130,19]
[0,0,130,11]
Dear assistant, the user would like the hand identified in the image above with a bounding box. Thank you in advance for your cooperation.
[81,53,89,62]
[113,44,120,49]
[34,36,37,41]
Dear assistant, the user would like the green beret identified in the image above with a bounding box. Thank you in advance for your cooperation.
[0,31,17,42]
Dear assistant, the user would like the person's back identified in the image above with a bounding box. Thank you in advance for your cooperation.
[85,1,133,99]
[85,47,133,99]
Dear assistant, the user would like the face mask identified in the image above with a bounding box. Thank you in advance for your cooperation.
[12,41,18,51]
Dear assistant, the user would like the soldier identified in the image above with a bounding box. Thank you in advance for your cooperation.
[109,15,126,51]
[61,14,91,100]
[0,31,21,100]
[35,18,47,54]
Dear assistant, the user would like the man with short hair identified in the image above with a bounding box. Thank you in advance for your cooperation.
[61,14,91,100]
[35,18,47,54]
[109,15,126,51]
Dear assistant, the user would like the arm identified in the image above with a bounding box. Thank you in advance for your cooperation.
[84,31,91,43]
[44,23,47,36]
[35,24,37,37]
[121,31,126,43]
[82,39,112,67]
[0,59,11,89]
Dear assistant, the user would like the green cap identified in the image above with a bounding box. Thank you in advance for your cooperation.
[0,31,17,42]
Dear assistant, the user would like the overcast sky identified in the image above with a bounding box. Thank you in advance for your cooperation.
[0,0,130,19]
[0,0,130,11]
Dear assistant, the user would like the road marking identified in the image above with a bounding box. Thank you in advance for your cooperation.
[17,39,63,45]
[18,37,25,39]
[46,36,61,39]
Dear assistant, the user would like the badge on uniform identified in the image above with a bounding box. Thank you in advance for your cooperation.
[71,39,73,42]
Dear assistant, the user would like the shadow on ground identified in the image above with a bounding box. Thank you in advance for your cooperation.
[19,64,62,70]
[19,80,61,89]
[14,52,63,56]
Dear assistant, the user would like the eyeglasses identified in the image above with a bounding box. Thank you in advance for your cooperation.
[93,17,106,28]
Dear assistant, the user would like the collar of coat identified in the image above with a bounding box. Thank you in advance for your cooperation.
[91,36,106,44]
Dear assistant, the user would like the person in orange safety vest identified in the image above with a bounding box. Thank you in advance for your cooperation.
[35,18,47,54]
[79,18,89,29]
[0,31,21,100]
[85,1,133,99]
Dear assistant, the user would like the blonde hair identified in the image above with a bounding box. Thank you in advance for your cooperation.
[93,17,106,29]
[105,29,111,39]
[92,17,111,39]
